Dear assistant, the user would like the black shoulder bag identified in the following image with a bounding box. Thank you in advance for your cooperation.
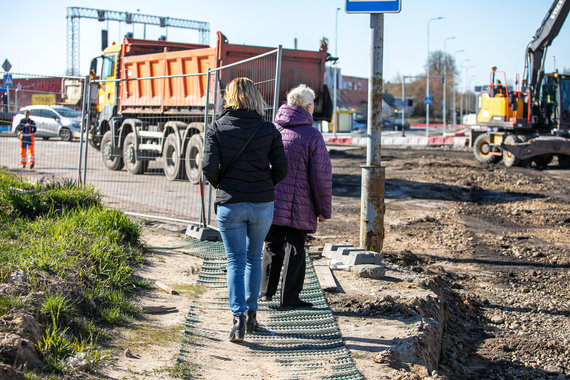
[217,121,265,185]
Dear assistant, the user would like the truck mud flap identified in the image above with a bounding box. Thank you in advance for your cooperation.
[501,136,570,160]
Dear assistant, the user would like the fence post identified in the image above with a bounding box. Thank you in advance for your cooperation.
[200,69,212,228]
[82,77,91,185]
[272,46,283,121]
[185,68,221,241]
[77,75,90,185]
[207,70,221,226]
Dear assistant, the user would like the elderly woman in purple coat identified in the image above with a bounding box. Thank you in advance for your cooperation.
[260,84,332,309]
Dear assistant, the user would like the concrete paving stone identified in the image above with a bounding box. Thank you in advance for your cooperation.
[343,251,382,266]
[332,247,366,262]
[322,243,354,259]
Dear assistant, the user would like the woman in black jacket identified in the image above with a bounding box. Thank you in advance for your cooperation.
[202,77,288,343]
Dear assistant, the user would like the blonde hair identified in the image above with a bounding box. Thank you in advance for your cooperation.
[223,77,267,115]
[286,84,315,110]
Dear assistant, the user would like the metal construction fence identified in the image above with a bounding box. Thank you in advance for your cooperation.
[1,49,282,231]
[0,73,85,115]
[0,73,86,190]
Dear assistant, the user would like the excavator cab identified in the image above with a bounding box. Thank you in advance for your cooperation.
[477,67,528,128]
[559,75,570,133]
[478,68,512,127]
[541,73,570,134]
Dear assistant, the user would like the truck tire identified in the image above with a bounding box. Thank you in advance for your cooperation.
[59,128,73,142]
[163,133,186,180]
[101,131,124,171]
[502,134,525,167]
[185,134,203,184]
[88,126,101,151]
[474,133,501,164]
[123,132,148,175]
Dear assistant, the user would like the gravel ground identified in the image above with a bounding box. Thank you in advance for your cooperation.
[313,146,569,379]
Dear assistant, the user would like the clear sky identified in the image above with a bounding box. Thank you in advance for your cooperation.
[2,0,569,92]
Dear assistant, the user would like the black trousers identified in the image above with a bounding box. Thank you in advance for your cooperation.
[260,225,308,306]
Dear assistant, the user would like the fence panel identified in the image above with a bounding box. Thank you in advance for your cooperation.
[81,49,281,227]
[0,73,85,188]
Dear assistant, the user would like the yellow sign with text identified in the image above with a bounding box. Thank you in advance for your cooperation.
[32,94,56,105]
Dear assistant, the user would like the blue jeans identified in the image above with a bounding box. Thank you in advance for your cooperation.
[216,202,274,316]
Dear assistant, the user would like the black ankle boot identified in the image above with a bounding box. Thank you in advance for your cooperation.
[229,314,246,342]
[245,310,258,333]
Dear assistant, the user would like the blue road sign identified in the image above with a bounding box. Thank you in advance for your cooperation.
[424,97,432,105]
[3,74,12,87]
[346,0,401,13]
[0,85,6,93]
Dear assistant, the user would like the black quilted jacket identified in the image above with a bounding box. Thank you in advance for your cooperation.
[202,107,288,205]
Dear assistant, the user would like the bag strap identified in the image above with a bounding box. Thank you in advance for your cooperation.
[218,121,265,184]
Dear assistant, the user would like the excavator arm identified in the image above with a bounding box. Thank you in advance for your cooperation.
[525,0,570,103]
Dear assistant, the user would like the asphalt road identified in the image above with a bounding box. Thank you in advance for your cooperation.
[0,134,212,226]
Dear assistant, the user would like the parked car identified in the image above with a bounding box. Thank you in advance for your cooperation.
[353,118,367,131]
[381,119,395,130]
[353,118,397,131]
[394,118,410,131]
[12,105,82,141]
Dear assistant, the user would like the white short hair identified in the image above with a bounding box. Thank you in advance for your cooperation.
[286,84,315,109]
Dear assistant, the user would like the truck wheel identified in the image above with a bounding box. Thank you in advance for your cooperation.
[101,131,124,171]
[474,133,500,164]
[185,134,203,184]
[163,133,186,180]
[89,126,101,151]
[123,132,148,175]
[502,134,525,167]
[59,128,73,142]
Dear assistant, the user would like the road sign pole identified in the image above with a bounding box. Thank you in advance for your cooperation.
[3,73,13,112]
[360,13,385,252]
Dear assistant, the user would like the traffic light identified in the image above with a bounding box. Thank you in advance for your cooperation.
[101,29,108,50]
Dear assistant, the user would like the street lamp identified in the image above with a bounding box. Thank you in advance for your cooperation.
[442,36,455,134]
[333,7,341,135]
[426,16,444,139]
[460,59,471,125]
[469,74,477,115]
[464,65,474,116]
[452,49,464,129]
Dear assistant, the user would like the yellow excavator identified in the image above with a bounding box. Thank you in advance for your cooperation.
[472,0,570,167]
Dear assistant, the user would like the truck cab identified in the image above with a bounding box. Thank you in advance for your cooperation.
[94,43,121,114]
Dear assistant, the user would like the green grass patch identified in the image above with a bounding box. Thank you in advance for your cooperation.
[0,170,148,375]
[123,323,183,349]
[172,283,205,297]
[165,362,195,378]
[0,294,28,317]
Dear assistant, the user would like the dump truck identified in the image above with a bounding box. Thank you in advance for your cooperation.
[471,0,570,168]
[87,32,332,183]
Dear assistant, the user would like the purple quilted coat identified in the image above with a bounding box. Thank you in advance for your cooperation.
[272,104,332,233]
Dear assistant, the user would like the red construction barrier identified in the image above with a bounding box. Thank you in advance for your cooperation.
[427,136,455,145]
[327,137,354,144]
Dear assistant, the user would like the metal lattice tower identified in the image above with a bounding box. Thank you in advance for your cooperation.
[66,7,210,76]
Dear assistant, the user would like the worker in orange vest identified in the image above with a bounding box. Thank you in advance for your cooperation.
[15,110,37,169]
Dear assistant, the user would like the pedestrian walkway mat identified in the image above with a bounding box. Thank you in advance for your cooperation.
[177,238,363,379]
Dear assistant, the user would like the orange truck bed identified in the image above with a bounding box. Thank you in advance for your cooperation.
[117,32,331,120]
